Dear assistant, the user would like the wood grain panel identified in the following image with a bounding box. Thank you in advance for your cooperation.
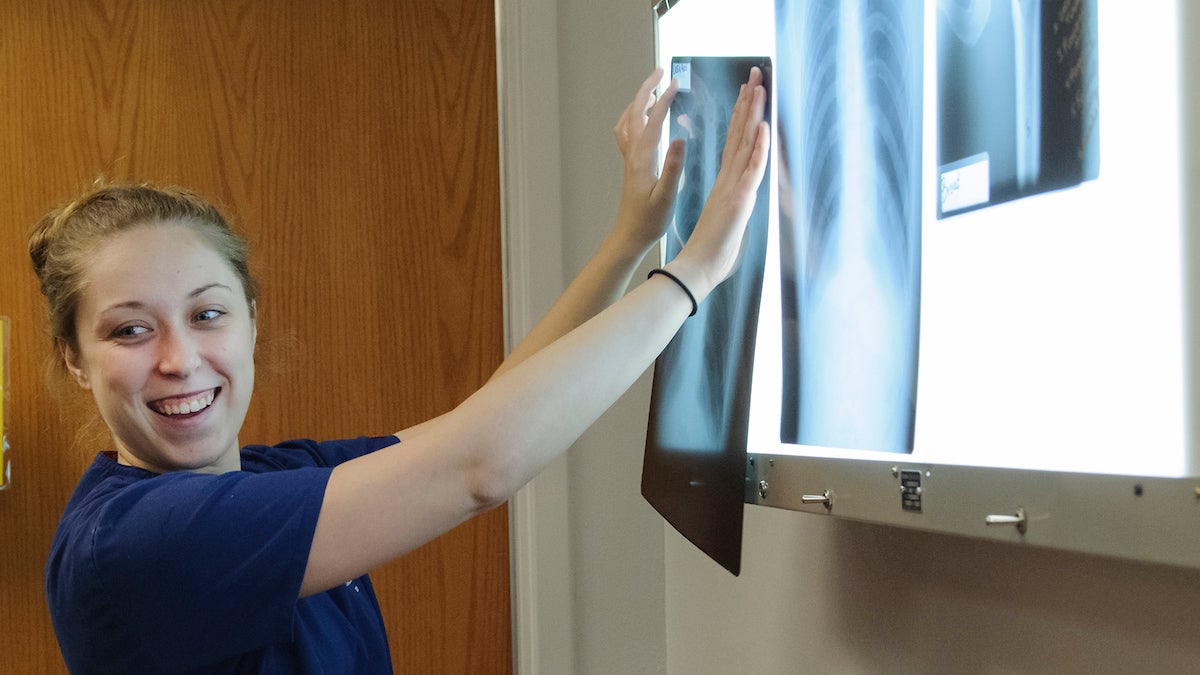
[0,1,509,672]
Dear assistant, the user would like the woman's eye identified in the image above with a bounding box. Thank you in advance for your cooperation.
[111,325,149,339]
[195,309,225,323]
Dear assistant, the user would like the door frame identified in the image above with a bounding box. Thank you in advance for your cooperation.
[496,1,575,673]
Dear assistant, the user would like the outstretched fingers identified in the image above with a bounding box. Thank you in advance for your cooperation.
[644,79,678,145]
[671,67,771,293]
[720,67,768,186]
[656,137,686,196]
[616,68,677,157]
[614,70,658,152]
[611,69,688,253]
[631,68,664,117]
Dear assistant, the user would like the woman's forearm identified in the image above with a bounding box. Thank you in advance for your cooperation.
[304,68,767,597]
[304,269,692,596]
[493,230,652,380]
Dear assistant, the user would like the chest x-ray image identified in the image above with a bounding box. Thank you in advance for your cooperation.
[643,56,772,575]
[775,0,924,455]
[938,0,1099,216]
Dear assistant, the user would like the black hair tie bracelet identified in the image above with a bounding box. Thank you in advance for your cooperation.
[648,268,698,317]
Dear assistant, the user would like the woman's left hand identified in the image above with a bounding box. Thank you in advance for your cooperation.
[611,68,685,255]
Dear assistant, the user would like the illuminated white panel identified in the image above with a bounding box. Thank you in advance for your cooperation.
[658,1,1187,478]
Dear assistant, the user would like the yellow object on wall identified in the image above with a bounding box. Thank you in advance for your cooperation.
[1,316,8,489]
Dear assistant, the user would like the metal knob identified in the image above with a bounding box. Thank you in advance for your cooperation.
[985,507,1028,534]
[801,490,833,510]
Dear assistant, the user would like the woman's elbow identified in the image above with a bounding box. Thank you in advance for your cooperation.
[465,454,522,513]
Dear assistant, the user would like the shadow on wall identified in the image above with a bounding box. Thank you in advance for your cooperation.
[830,520,1200,674]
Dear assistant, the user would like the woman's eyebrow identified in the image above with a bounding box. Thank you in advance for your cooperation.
[98,283,234,315]
[98,300,147,315]
[190,282,234,298]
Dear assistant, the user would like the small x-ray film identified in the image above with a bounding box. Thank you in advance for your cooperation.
[643,56,772,576]
[937,0,1099,217]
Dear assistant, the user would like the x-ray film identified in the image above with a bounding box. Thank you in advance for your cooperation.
[775,1,924,455]
[643,56,772,576]
[937,0,1100,217]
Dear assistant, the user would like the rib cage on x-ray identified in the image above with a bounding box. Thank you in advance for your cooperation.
[649,58,771,458]
[777,1,923,454]
[660,70,740,449]
[642,57,771,575]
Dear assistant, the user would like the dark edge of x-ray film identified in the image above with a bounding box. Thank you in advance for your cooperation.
[642,56,772,577]
[937,0,1100,218]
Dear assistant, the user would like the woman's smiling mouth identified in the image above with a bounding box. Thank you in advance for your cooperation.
[149,389,219,417]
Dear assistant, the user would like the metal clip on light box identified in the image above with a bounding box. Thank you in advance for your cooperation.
[985,507,1028,535]
[801,490,833,511]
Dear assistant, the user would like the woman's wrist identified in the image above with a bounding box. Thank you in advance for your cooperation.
[598,225,657,271]
[646,268,697,316]
[660,257,713,309]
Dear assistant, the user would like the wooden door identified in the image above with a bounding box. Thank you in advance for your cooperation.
[0,1,510,672]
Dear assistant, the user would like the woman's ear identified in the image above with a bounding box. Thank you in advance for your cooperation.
[58,339,90,390]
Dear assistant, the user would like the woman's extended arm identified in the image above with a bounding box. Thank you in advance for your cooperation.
[302,68,768,596]
[395,70,685,442]
[493,68,686,379]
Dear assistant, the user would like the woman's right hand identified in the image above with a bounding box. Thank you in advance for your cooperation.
[665,66,770,302]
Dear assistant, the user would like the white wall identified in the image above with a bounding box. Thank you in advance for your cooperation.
[544,1,1200,674]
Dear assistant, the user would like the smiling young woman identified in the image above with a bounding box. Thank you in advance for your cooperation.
[62,222,258,475]
[33,67,769,673]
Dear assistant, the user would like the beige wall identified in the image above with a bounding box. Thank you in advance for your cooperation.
[545,1,1200,673]
[555,2,667,673]
[666,506,1200,673]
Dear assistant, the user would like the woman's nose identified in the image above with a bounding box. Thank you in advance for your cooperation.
[156,328,202,376]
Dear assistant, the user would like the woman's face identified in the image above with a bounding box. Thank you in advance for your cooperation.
[65,222,257,474]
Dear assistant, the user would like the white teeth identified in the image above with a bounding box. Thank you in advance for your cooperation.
[155,391,215,416]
